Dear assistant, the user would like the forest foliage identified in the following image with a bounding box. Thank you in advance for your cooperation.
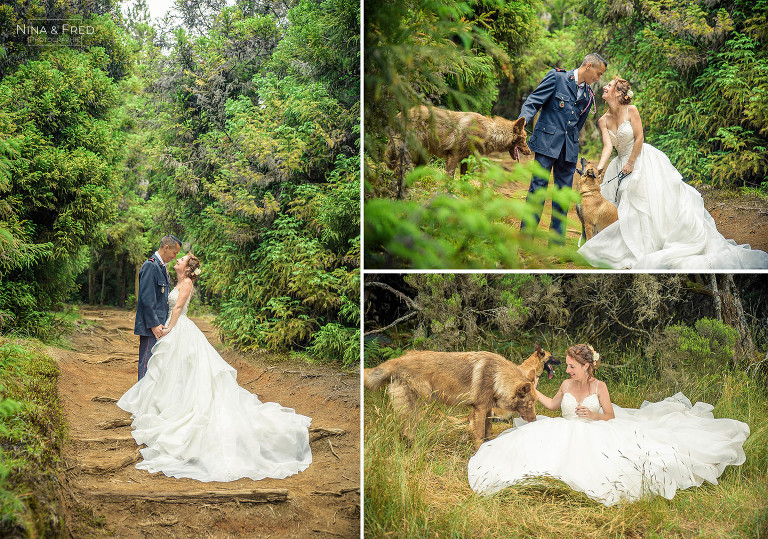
[0,339,66,536]
[579,0,768,187]
[0,0,360,365]
[364,273,768,379]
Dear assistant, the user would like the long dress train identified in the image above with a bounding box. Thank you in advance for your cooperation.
[467,383,749,505]
[117,287,312,482]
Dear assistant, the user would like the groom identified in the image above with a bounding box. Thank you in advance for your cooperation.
[519,53,607,245]
[134,235,181,380]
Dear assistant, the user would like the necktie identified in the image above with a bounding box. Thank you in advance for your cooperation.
[577,83,585,100]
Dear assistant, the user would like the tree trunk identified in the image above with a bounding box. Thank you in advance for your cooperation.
[119,254,127,308]
[134,265,141,303]
[100,266,106,306]
[726,274,755,362]
[88,267,95,305]
[709,274,722,321]
[721,274,755,365]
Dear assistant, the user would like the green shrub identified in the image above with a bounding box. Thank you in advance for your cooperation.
[307,323,360,368]
[647,317,738,372]
[0,339,66,537]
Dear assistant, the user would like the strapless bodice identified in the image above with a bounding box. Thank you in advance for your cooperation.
[608,119,634,160]
[167,287,190,316]
[561,392,603,421]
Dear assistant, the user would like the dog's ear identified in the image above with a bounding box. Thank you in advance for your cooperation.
[525,368,536,381]
[514,117,526,130]
[535,343,545,358]
[515,381,533,398]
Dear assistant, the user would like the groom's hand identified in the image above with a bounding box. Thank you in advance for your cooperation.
[151,325,164,339]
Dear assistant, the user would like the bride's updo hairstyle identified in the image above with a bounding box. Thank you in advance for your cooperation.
[614,77,634,105]
[567,344,601,379]
[184,254,201,283]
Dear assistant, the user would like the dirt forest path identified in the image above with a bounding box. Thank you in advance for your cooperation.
[47,306,360,538]
[490,152,768,254]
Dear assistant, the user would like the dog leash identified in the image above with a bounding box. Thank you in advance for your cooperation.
[601,158,631,204]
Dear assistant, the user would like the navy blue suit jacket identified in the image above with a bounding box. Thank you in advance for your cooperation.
[520,68,594,163]
[134,255,170,336]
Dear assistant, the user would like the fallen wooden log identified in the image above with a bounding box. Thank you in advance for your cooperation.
[312,487,360,497]
[97,418,132,429]
[91,396,119,403]
[81,356,128,365]
[309,427,345,442]
[78,452,140,474]
[73,435,134,444]
[88,489,289,503]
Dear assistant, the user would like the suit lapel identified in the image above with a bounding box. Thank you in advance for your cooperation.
[152,256,169,285]
[567,69,578,99]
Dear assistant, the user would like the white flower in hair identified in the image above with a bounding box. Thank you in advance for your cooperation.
[194,268,201,275]
[627,89,634,99]
[593,351,600,363]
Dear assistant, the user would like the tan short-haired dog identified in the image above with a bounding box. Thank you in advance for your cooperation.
[364,348,542,449]
[575,158,618,245]
[519,343,561,381]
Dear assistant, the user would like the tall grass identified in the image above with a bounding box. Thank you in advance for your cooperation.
[0,338,66,537]
[364,365,768,538]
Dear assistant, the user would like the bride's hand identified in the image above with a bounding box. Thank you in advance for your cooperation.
[575,405,593,420]
[621,162,634,175]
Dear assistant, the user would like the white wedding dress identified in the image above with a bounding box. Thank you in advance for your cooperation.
[467,383,749,506]
[117,287,312,482]
[577,117,768,269]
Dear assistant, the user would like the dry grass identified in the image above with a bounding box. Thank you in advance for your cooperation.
[364,371,768,538]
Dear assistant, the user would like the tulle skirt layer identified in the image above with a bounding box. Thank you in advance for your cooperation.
[578,144,768,269]
[467,393,749,505]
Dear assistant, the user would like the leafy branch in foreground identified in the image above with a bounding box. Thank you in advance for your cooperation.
[364,158,584,269]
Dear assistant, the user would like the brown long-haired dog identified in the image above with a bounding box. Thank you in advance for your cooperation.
[386,105,531,185]
[364,349,541,449]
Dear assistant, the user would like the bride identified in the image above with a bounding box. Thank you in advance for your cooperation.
[577,77,768,269]
[467,344,750,506]
[117,253,312,482]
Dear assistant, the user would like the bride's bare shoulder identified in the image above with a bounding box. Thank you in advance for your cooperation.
[178,277,194,293]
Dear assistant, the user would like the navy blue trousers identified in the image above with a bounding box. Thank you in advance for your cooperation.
[521,142,577,242]
[138,334,157,381]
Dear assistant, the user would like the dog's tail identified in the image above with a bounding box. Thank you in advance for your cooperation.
[363,362,396,390]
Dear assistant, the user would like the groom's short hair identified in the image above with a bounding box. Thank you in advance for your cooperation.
[582,53,607,69]
[159,235,182,249]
